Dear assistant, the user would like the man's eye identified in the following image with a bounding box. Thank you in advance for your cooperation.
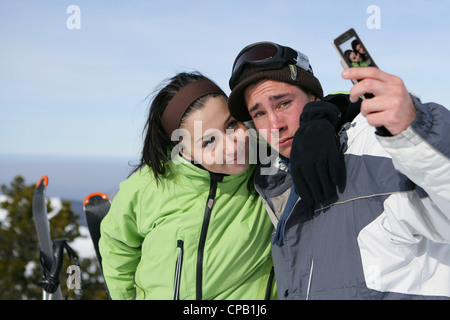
[280,101,291,108]
[252,111,264,118]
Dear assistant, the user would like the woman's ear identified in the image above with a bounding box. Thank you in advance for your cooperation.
[179,147,187,158]
[178,143,194,162]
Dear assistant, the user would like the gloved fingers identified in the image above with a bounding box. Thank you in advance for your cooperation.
[300,101,342,125]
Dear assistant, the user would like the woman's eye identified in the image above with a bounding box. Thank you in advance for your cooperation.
[227,120,238,129]
[203,136,216,148]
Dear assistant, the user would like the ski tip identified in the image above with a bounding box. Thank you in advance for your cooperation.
[83,192,109,206]
[36,175,49,188]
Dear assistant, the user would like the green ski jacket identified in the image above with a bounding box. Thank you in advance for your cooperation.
[99,155,276,300]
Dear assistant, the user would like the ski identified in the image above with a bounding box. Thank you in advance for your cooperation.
[32,175,63,300]
[83,192,111,298]
[83,192,110,271]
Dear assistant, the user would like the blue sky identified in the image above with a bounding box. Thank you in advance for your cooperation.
[1,0,450,159]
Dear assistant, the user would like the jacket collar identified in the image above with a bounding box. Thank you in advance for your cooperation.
[169,154,253,184]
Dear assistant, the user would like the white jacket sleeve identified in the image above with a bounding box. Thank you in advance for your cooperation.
[377,96,450,242]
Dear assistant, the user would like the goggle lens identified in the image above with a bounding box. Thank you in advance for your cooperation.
[232,43,279,73]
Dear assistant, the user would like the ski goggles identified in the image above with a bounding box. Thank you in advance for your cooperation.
[229,41,313,90]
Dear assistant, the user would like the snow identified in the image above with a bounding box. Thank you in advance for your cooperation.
[0,195,9,228]
[48,197,63,220]
[0,195,96,259]
[72,225,97,259]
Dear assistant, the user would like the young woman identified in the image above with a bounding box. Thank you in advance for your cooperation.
[99,72,276,300]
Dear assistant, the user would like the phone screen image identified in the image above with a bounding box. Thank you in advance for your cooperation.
[333,29,377,71]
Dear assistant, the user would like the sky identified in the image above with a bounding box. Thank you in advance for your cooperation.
[0,0,450,159]
[1,0,450,160]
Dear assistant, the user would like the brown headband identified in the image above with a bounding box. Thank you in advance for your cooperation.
[161,79,226,137]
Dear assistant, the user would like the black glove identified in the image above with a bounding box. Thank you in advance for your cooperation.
[323,92,392,137]
[290,101,346,204]
[322,93,361,128]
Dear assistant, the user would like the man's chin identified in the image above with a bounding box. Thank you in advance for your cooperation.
[278,146,291,159]
[268,140,291,159]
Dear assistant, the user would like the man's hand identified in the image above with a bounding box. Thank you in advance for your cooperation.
[342,67,416,136]
[290,101,345,204]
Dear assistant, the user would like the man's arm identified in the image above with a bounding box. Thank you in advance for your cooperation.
[344,67,450,241]
[378,97,450,222]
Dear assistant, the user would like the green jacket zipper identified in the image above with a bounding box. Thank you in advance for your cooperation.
[196,172,223,300]
[264,266,275,300]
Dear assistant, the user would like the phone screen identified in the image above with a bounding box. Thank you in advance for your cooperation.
[333,28,377,74]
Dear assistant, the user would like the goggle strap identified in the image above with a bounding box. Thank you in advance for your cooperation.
[283,47,311,72]
[295,51,310,72]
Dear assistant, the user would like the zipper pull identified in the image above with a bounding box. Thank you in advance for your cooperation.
[173,239,184,300]
[338,121,355,137]
[207,198,214,209]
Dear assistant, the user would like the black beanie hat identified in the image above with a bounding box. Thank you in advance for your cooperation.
[228,65,324,122]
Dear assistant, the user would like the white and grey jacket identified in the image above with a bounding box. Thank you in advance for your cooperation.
[255,95,450,299]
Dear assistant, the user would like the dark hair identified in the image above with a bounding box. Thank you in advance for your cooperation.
[133,72,226,181]
[351,39,360,51]
[344,50,353,60]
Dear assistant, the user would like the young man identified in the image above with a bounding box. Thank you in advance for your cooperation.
[228,41,450,299]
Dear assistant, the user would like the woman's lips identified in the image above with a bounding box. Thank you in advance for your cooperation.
[226,149,246,164]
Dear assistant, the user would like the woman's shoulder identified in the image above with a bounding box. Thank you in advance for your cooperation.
[119,164,183,197]
[117,166,158,195]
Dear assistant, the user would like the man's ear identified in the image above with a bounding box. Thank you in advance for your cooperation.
[308,93,320,102]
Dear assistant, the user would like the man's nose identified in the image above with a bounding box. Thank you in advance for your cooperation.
[268,112,287,131]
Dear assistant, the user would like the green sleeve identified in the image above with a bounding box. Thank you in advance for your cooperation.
[99,184,144,300]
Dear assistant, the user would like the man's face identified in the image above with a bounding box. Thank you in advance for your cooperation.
[244,80,316,158]
[356,43,366,55]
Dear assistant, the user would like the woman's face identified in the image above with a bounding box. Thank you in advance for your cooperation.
[349,51,361,63]
[178,96,249,175]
